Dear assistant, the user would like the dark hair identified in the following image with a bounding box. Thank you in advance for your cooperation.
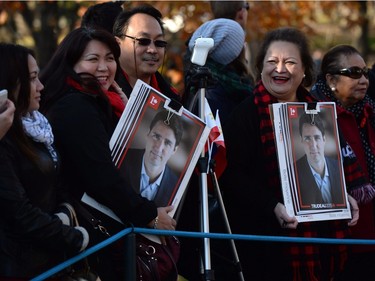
[0,43,42,166]
[149,110,183,147]
[299,112,325,137]
[210,1,246,20]
[113,4,164,38]
[229,48,253,83]
[40,27,121,113]
[320,44,361,77]
[255,27,315,87]
[81,1,124,34]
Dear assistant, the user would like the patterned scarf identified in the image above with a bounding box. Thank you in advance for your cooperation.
[344,100,375,184]
[22,110,58,163]
[253,81,317,199]
[313,79,375,204]
[206,59,254,102]
[253,80,348,281]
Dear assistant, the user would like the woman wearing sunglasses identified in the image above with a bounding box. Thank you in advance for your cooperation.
[311,44,375,281]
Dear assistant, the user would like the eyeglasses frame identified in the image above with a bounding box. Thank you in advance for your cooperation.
[123,35,168,49]
[332,66,369,80]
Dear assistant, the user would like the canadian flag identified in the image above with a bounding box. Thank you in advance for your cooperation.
[204,99,227,178]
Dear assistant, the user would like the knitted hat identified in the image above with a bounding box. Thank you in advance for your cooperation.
[188,18,245,65]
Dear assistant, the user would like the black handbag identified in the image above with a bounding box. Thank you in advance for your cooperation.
[62,260,99,281]
[60,203,100,281]
[74,202,180,281]
[136,234,180,281]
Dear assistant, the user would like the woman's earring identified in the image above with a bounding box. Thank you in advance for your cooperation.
[331,86,336,92]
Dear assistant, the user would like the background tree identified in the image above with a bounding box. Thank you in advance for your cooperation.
[1,0,374,91]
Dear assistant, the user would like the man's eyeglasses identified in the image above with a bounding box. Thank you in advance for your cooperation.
[123,35,168,48]
[332,66,369,79]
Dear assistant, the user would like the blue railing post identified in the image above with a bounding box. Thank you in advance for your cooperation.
[124,231,136,281]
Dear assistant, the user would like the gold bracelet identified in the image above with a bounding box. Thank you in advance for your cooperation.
[153,216,159,229]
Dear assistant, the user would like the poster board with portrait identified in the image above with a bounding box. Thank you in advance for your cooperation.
[105,79,210,221]
[271,102,351,222]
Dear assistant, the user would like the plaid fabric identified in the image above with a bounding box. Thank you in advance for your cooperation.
[253,81,282,199]
[205,59,254,99]
[253,80,349,281]
[186,59,253,104]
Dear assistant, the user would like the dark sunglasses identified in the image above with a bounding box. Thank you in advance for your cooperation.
[332,66,369,79]
[124,35,167,48]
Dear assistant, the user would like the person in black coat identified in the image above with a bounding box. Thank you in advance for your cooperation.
[39,27,176,280]
[119,110,183,207]
[296,155,344,206]
[295,112,345,207]
[0,99,15,139]
[179,18,254,281]
[0,43,89,279]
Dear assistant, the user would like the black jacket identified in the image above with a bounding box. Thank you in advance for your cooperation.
[45,89,157,231]
[296,155,345,207]
[116,69,181,104]
[119,148,179,207]
[0,137,84,278]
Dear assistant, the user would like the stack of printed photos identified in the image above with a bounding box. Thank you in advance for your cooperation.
[270,102,352,222]
[110,80,210,219]
[81,79,210,245]
[82,79,210,243]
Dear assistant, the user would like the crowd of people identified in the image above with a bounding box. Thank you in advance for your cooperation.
[1,1,375,281]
